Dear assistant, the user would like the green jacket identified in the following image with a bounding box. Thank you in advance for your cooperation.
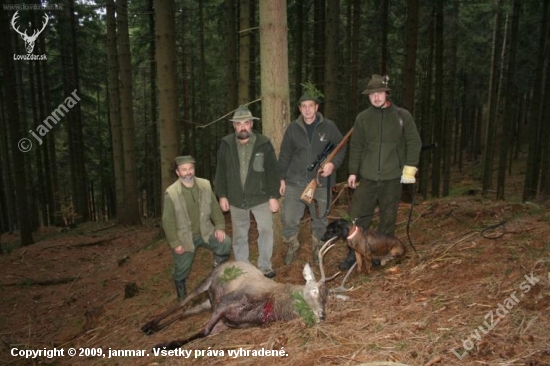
[348,103,422,181]
[162,178,225,251]
[214,132,280,209]
[278,112,345,188]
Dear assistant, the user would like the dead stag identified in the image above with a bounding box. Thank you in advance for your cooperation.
[141,237,340,350]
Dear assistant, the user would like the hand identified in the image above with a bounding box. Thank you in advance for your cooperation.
[268,198,279,213]
[173,245,185,255]
[319,162,335,177]
[219,197,230,212]
[347,174,357,189]
[401,165,418,184]
[279,180,286,196]
[214,229,226,243]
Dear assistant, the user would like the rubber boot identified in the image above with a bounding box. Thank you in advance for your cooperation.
[213,254,230,267]
[338,246,356,270]
[284,235,300,265]
[312,236,322,265]
[174,279,186,302]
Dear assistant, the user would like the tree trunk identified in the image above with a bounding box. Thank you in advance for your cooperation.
[156,0,180,192]
[0,9,34,245]
[226,0,238,118]
[402,0,419,115]
[442,0,459,197]
[431,0,443,198]
[259,0,290,154]
[497,0,520,200]
[349,0,360,124]
[149,0,160,217]
[180,1,191,155]
[106,0,126,222]
[293,0,304,104]
[239,0,252,105]
[482,0,504,197]
[380,0,389,74]
[523,0,549,201]
[313,0,325,89]
[323,0,339,119]
[68,0,89,221]
[116,0,142,225]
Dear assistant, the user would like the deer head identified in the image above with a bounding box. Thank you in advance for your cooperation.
[301,238,339,323]
[11,11,49,54]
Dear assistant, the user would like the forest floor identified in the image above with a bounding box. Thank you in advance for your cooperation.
[1,161,550,366]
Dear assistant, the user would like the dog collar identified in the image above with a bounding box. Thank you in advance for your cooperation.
[347,226,358,240]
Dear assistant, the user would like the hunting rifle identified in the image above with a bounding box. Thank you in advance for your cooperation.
[300,128,354,205]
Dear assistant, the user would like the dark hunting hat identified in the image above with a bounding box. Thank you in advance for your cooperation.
[361,74,391,95]
[174,155,196,166]
[298,93,320,104]
[230,105,259,122]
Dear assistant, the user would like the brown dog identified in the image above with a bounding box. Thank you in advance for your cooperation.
[322,219,406,273]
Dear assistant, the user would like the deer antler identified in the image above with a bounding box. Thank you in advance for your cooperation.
[331,262,357,293]
[28,13,49,41]
[318,236,340,282]
[11,11,27,39]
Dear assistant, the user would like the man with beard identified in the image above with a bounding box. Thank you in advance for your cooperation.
[214,105,280,278]
[163,155,231,302]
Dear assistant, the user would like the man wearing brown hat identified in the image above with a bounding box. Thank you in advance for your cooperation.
[278,93,345,265]
[214,105,280,278]
[339,74,422,270]
[163,155,231,302]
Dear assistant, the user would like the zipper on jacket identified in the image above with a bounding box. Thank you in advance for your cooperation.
[377,110,383,181]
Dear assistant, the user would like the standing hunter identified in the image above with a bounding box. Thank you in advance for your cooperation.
[339,74,422,270]
[278,90,346,265]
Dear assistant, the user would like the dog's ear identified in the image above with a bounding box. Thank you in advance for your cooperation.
[339,220,350,238]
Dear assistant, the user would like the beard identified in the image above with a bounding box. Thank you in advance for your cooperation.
[181,174,194,184]
[236,130,251,140]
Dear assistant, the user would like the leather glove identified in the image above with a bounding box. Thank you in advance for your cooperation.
[401,165,418,184]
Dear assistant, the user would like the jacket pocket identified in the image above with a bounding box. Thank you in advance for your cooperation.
[252,152,265,172]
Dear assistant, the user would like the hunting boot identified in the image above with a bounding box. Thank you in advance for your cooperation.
[174,279,187,303]
[312,236,322,265]
[284,235,300,265]
[213,254,230,267]
[338,246,356,270]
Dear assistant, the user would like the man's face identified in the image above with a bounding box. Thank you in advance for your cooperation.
[299,100,319,123]
[233,120,253,140]
[175,163,195,184]
[368,92,387,108]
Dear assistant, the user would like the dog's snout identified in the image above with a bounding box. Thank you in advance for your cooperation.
[318,310,326,321]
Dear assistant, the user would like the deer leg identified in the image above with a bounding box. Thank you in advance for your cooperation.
[146,299,212,335]
[142,277,213,335]
[153,308,226,350]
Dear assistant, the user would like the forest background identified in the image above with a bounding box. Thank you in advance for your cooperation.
[1,0,550,246]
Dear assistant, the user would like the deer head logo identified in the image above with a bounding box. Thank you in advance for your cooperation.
[11,11,49,54]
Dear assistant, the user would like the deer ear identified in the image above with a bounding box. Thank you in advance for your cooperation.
[303,263,316,282]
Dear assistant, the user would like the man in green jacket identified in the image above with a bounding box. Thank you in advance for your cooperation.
[162,156,231,302]
[339,74,422,270]
[214,106,280,278]
[278,94,345,265]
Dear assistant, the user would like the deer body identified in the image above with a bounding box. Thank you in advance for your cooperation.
[142,239,337,350]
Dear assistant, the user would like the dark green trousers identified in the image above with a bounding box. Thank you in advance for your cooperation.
[172,233,231,281]
[349,178,401,236]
